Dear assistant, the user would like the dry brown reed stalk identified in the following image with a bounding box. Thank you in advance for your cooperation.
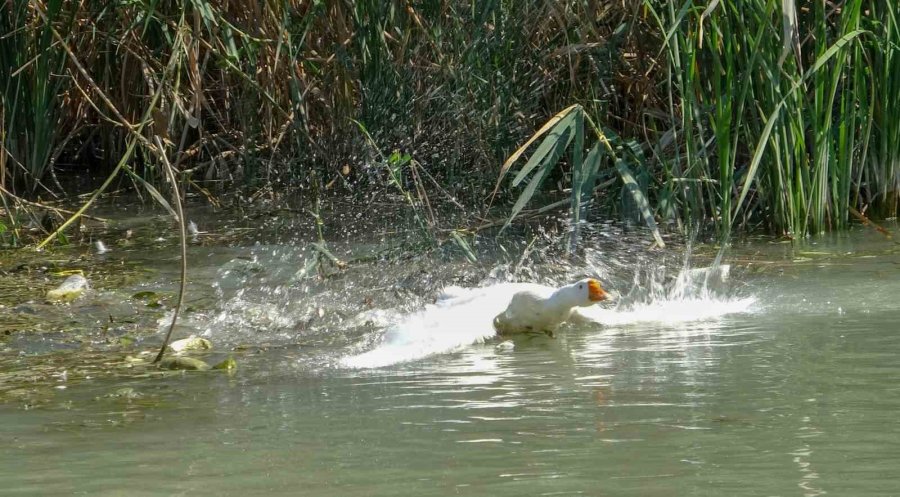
[34,7,188,249]
[0,184,107,222]
[849,207,893,239]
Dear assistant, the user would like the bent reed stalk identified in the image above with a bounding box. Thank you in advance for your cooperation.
[153,135,188,364]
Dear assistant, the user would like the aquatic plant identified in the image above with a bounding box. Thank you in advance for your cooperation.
[0,0,67,189]
[495,104,665,248]
[646,0,898,236]
[503,1,899,240]
[0,0,897,244]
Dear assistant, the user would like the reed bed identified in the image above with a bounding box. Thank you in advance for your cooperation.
[1,0,898,246]
[649,0,899,236]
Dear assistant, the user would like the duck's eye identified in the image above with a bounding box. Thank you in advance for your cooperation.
[578,284,583,289]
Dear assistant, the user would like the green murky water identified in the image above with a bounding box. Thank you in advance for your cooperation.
[1,207,898,496]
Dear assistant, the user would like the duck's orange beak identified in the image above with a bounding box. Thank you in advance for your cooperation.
[587,279,607,302]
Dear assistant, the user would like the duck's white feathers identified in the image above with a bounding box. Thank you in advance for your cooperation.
[341,281,601,368]
[493,291,574,334]
[439,281,599,335]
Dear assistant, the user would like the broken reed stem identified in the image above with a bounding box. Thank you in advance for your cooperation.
[849,207,893,238]
[0,184,108,222]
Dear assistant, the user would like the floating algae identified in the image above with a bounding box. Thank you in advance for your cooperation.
[212,356,237,372]
[157,355,237,372]
[158,356,211,371]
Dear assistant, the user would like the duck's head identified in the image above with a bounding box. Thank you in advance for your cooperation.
[559,278,608,307]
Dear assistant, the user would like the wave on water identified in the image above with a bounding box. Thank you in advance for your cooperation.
[339,263,757,369]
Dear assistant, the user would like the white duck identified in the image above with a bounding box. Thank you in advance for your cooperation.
[491,278,608,335]
[341,278,609,368]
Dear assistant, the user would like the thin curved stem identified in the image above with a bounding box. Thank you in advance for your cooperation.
[153,134,188,363]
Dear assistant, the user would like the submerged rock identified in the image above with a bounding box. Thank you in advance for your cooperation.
[167,335,212,354]
[686,263,731,283]
[158,356,211,371]
[46,274,89,302]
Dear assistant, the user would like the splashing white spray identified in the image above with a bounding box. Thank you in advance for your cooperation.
[340,262,756,369]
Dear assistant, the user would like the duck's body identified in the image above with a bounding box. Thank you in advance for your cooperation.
[341,278,610,368]
[492,286,572,335]
[492,278,608,335]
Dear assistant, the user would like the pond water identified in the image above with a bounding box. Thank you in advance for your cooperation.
[1,207,898,496]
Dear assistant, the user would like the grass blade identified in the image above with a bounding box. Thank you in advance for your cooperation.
[501,126,573,232]
[511,111,577,187]
[614,156,665,248]
[491,104,580,198]
[450,230,478,263]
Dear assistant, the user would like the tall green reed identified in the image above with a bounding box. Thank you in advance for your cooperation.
[641,0,894,238]
[1,0,68,188]
[3,0,897,247]
[867,2,900,219]
[496,104,666,249]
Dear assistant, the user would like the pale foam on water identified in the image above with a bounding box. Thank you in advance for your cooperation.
[341,283,535,369]
[340,264,757,369]
[578,263,756,325]
[576,296,756,326]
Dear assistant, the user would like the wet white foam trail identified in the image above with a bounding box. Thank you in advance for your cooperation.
[577,296,756,326]
[339,283,526,369]
[340,266,757,369]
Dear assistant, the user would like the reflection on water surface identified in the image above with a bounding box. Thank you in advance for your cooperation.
[1,211,898,496]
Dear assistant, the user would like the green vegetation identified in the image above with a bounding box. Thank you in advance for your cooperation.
[1,1,898,246]
[654,0,899,236]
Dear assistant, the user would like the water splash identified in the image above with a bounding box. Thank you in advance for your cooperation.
[340,283,533,369]
[340,261,756,369]
[178,237,757,370]
[577,263,755,326]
